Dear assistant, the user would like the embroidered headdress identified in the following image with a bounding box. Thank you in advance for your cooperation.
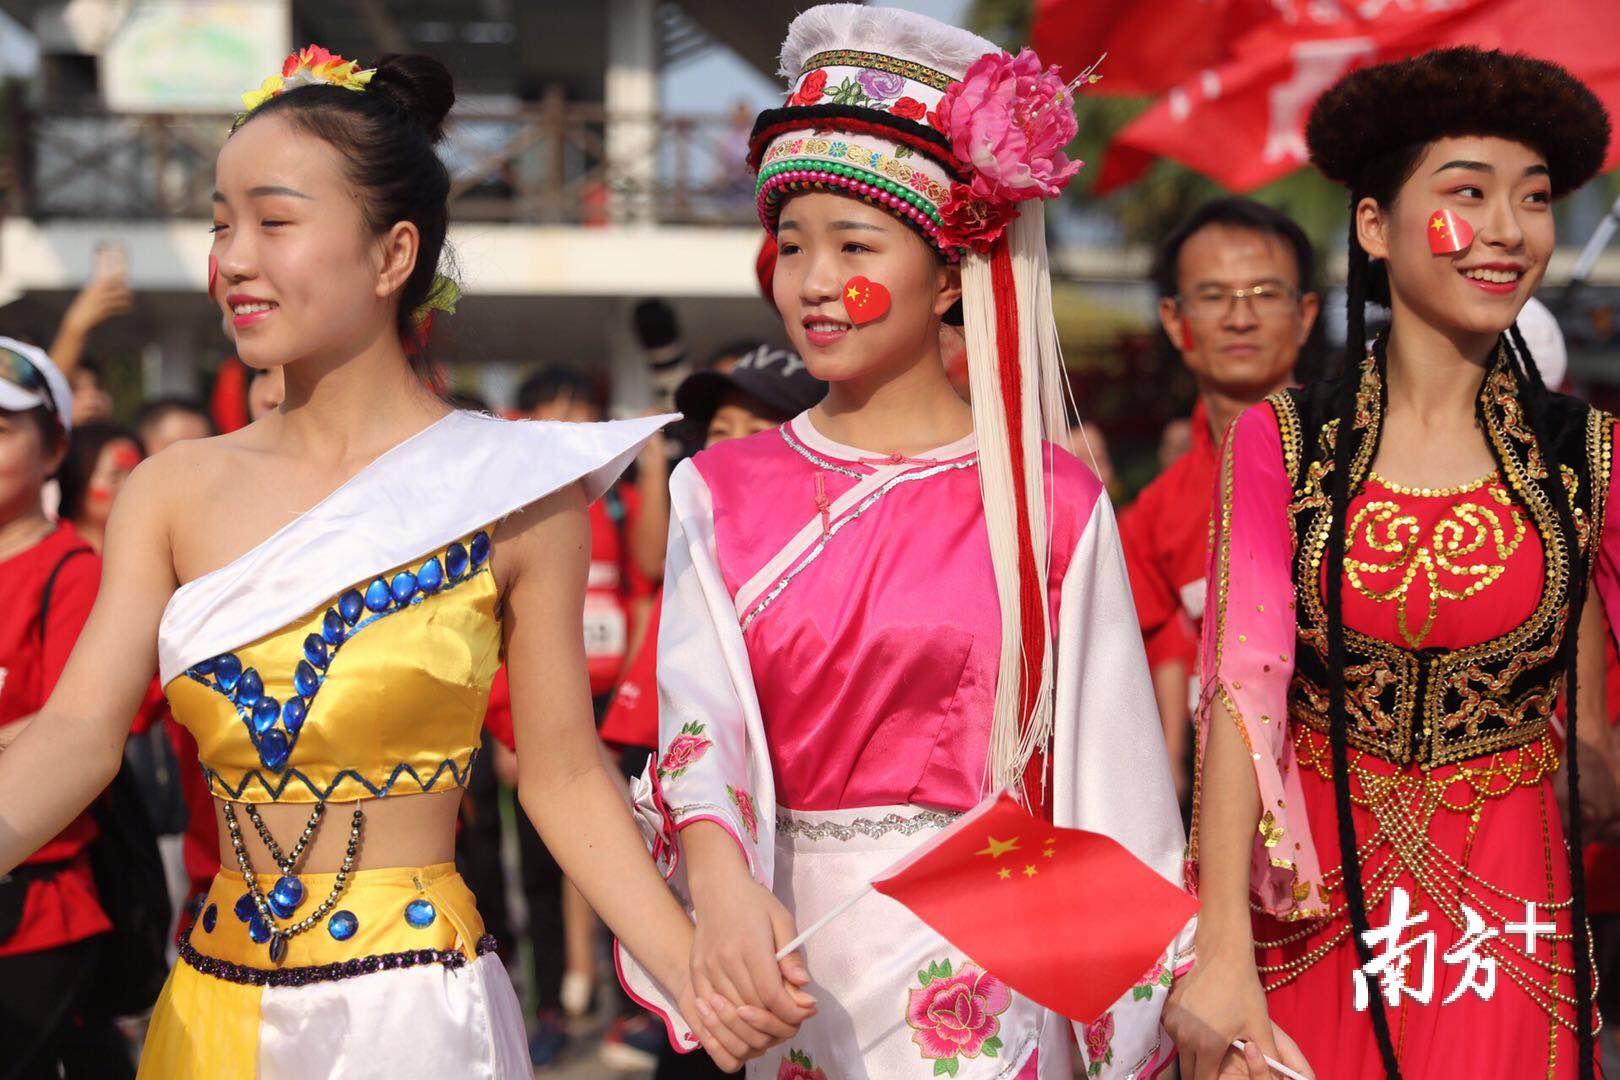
[751,5,1093,803]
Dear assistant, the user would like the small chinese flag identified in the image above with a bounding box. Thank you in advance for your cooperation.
[1427,209,1475,255]
[872,792,1198,1023]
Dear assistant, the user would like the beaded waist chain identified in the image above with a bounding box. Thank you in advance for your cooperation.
[183,861,490,981]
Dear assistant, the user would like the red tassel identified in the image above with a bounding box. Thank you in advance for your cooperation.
[989,237,1051,819]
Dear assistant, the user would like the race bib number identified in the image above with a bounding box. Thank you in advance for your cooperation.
[583,596,628,661]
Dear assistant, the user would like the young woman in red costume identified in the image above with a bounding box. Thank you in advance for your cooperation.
[1169,48,1620,1080]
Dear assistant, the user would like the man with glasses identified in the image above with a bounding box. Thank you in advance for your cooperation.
[1118,197,1320,808]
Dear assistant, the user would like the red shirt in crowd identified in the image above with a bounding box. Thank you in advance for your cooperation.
[1118,399,1219,673]
[0,524,112,956]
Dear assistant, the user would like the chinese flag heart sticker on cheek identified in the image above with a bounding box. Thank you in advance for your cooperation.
[843,276,891,326]
[1428,209,1475,255]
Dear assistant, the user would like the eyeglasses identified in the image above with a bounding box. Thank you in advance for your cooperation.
[0,347,55,416]
[1176,282,1301,321]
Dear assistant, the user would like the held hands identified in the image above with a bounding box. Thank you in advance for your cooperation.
[685,865,817,1070]
[1164,941,1314,1080]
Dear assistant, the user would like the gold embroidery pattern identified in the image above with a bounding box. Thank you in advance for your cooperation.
[1254,728,1584,1034]
[1344,486,1528,648]
[1282,348,1610,767]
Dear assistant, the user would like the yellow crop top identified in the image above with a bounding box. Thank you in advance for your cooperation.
[166,530,501,803]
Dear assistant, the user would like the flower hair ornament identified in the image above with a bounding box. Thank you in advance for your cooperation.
[231,44,460,349]
[749,5,1102,810]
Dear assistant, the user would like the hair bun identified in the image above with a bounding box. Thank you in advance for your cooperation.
[369,53,455,142]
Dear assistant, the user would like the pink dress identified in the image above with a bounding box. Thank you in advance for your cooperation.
[1199,371,1615,1078]
[619,413,1191,1079]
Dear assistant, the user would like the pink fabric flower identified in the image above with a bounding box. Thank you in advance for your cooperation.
[906,962,1012,1060]
[1083,1010,1115,1063]
[658,729,711,777]
[935,48,1081,204]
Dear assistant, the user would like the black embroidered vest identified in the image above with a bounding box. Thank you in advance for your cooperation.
[1273,346,1613,767]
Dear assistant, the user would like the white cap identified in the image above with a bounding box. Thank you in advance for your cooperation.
[1515,296,1568,391]
[0,336,73,432]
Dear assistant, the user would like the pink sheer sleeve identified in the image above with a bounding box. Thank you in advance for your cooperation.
[1594,420,1620,638]
[1193,402,1326,919]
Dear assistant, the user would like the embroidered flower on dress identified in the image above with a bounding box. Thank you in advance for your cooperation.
[934,49,1081,206]
[906,958,1010,1074]
[788,69,829,107]
[728,786,759,843]
[858,68,907,103]
[1082,1011,1115,1076]
[777,1048,828,1080]
[1130,958,1173,1001]
[657,722,712,780]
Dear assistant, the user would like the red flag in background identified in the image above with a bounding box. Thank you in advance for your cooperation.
[872,792,1197,1023]
[1031,0,1263,96]
[1048,0,1620,193]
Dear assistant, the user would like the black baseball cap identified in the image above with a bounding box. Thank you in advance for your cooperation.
[675,343,826,432]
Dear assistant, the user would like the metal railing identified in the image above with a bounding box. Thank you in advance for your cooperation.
[4,92,761,226]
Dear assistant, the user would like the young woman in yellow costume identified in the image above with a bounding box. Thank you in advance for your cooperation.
[0,47,809,1076]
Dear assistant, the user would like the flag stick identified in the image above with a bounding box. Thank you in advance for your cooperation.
[774,884,874,961]
[1230,1040,1311,1080]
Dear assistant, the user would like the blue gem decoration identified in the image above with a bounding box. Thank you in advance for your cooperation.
[364,578,391,612]
[268,875,304,919]
[251,696,280,735]
[404,899,437,929]
[234,892,255,922]
[247,913,271,944]
[293,660,319,698]
[235,668,263,707]
[445,543,468,581]
[215,653,243,692]
[417,557,444,593]
[184,533,492,786]
[201,903,218,933]
[327,910,358,941]
[282,697,307,736]
[259,728,291,771]
[390,571,418,604]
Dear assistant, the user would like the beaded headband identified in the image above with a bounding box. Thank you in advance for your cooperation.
[750,25,1096,258]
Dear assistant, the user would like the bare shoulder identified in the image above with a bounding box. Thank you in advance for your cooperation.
[491,481,590,593]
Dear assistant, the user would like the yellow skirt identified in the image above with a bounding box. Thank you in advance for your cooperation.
[139,863,529,1078]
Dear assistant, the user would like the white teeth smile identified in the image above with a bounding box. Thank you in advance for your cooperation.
[1464,268,1521,284]
[233,302,275,315]
[806,321,849,332]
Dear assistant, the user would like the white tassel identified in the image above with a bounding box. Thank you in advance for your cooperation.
[961,206,1064,801]
[778,4,996,84]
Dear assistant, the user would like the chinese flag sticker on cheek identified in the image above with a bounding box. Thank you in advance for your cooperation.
[1428,209,1475,255]
[872,792,1198,1023]
[843,275,891,326]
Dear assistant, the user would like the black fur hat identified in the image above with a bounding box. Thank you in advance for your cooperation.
[1307,47,1610,198]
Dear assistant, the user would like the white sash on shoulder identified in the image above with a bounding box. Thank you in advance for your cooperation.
[156,410,673,686]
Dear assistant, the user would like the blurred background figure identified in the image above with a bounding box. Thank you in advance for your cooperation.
[132,398,214,456]
[48,250,133,428]
[1156,416,1193,472]
[66,362,115,426]
[1067,418,1117,494]
[246,365,285,421]
[55,422,142,553]
[1117,197,1320,809]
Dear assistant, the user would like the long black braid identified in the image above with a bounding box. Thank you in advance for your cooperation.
[1503,323,1598,1080]
[1324,184,1599,1079]
[1324,210,1403,1078]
